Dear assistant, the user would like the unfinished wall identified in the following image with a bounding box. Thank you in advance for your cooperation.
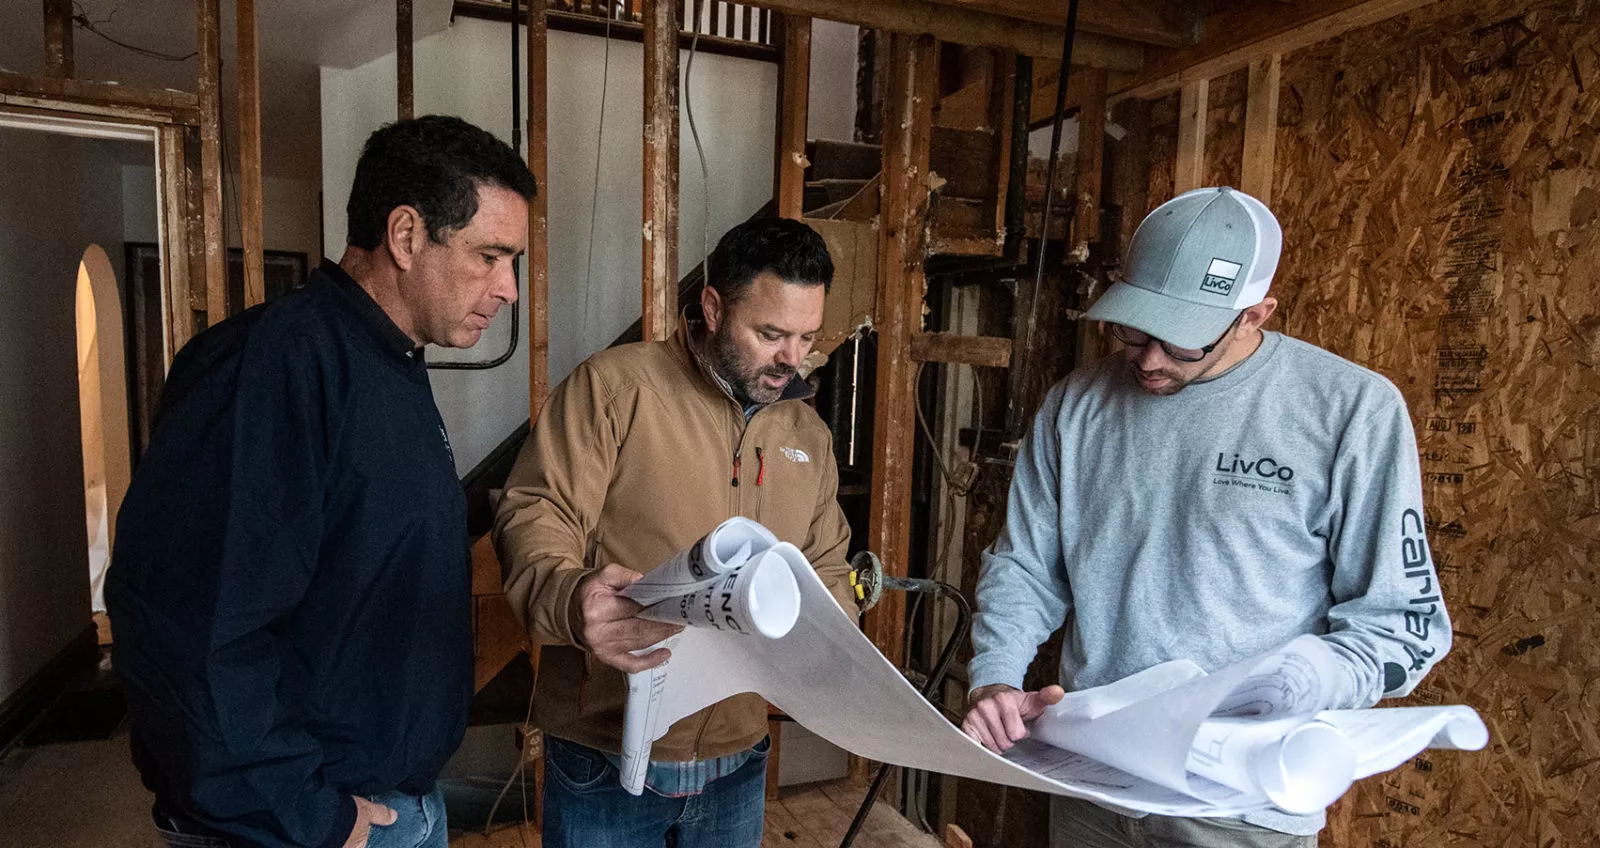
[0,129,134,704]
[321,17,779,473]
[1132,0,1600,843]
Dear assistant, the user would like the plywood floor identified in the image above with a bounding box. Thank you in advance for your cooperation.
[450,779,944,848]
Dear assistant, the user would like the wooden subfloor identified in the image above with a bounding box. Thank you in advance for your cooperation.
[449,779,943,848]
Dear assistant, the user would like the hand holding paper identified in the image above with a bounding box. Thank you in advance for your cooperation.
[572,564,684,673]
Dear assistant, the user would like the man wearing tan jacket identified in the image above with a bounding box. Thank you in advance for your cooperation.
[494,218,855,848]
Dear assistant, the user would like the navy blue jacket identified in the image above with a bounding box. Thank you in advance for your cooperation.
[107,261,471,848]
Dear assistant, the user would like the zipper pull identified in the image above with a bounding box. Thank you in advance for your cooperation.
[755,447,765,486]
[732,450,741,487]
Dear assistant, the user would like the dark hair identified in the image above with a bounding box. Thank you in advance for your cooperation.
[707,218,833,304]
[346,115,537,250]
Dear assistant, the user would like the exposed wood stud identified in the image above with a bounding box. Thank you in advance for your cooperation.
[43,0,74,79]
[910,333,1012,368]
[236,0,265,309]
[776,14,812,220]
[158,126,197,359]
[528,0,552,419]
[0,72,200,122]
[197,0,227,325]
[398,0,415,120]
[1173,77,1208,194]
[642,0,680,341]
[1073,66,1109,247]
[866,30,937,674]
[1241,53,1281,205]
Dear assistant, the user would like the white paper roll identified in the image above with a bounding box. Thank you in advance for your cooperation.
[636,550,801,639]
[1186,717,1355,814]
[622,517,778,605]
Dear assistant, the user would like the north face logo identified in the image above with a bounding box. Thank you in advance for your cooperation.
[1199,258,1242,296]
[780,447,811,463]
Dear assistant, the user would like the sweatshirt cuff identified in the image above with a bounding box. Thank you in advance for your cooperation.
[316,793,357,848]
[966,655,1028,696]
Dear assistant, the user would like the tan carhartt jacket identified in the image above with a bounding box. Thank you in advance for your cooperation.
[494,315,855,761]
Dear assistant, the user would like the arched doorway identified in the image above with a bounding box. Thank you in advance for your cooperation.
[75,244,132,636]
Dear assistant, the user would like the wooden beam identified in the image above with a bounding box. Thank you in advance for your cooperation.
[776,15,811,219]
[158,126,198,358]
[642,0,679,342]
[1241,53,1280,205]
[43,0,74,79]
[741,0,1143,69]
[197,0,227,326]
[1110,96,1150,257]
[1026,61,1133,126]
[1173,77,1206,195]
[398,0,415,121]
[866,31,936,673]
[528,0,551,419]
[991,51,1015,238]
[0,72,199,124]
[919,0,1195,47]
[1072,67,1108,247]
[910,332,1011,368]
[236,0,265,310]
[455,1,779,62]
[1114,0,1447,101]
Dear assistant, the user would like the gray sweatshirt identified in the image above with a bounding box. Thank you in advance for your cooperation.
[969,331,1451,835]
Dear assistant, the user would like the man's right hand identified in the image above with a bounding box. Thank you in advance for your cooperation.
[341,796,396,848]
[570,564,685,673]
[962,683,1066,754]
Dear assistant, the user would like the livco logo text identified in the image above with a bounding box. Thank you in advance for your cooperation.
[1215,453,1294,481]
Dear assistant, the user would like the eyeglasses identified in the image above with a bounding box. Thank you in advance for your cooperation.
[1109,314,1243,363]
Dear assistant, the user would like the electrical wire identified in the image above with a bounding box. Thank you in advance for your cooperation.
[72,3,197,63]
[912,361,984,498]
[579,3,615,344]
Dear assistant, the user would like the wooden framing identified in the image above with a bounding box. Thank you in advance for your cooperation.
[1072,67,1108,247]
[0,73,199,124]
[237,0,266,310]
[43,0,74,79]
[775,14,811,220]
[528,0,552,419]
[919,0,1195,47]
[910,332,1012,368]
[1240,53,1280,205]
[742,0,1142,70]
[157,126,200,358]
[398,0,415,120]
[1114,0,1448,101]
[865,31,937,673]
[197,0,227,326]
[641,0,680,342]
[1173,77,1207,195]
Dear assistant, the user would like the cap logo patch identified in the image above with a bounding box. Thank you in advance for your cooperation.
[1200,258,1242,296]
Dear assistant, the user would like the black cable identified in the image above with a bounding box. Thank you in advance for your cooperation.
[1020,0,1083,359]
[72,3,197,63]
[430,0,523,370]
[840,582,973,848]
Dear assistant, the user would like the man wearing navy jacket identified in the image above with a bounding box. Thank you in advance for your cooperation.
[107,115,535,848]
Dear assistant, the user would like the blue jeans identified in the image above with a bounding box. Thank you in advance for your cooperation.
[542,735,768,848]
[152,787,446,848]
[366,787,449,848]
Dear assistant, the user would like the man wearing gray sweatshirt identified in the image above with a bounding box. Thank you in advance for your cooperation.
[962,187,1451,847]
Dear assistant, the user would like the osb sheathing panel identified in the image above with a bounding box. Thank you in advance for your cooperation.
[1205,66,1248,191]
[1137,0,1600,845]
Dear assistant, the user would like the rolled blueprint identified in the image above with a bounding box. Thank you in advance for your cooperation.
[636,550,802,639]
[622,516,778,605]
[1185,717,1356,814]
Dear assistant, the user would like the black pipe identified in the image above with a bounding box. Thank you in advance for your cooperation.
[430,0,523,371]
[839,581,973,848]
[1030,0,1082,294]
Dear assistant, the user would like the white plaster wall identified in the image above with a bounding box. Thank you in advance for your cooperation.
[0,129,136,703]
[322,18,780,473]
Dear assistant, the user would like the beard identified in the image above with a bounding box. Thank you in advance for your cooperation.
[1126,360,1196,396]
[708,325,796,406]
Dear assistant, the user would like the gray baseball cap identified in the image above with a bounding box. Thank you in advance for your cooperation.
[1085,187,1282,350]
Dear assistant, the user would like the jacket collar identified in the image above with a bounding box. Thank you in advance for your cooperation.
[673,304,816,410]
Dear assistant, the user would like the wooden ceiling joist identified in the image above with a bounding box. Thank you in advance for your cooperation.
[921,0,1196,48]
[1115,0,1449,101]
[745,0,1143,70]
